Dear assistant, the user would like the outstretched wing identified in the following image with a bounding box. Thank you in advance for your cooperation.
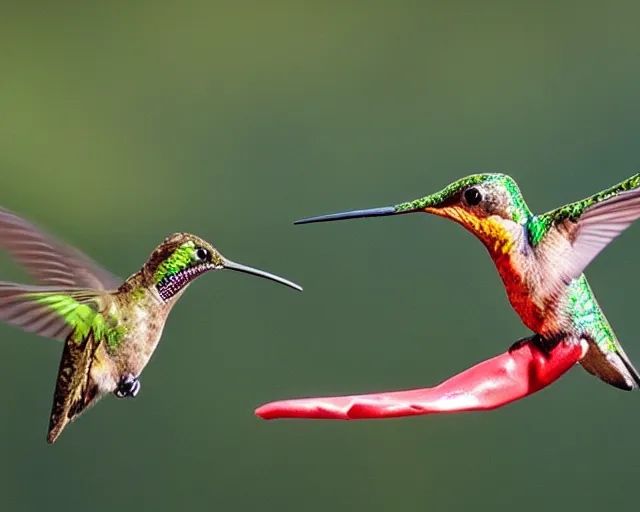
[0,205,121,290]
[532,174,640,292]
[0,282,117,342]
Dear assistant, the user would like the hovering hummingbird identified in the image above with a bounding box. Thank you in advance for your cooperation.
[294,173,640,393]
[0,206,302,443]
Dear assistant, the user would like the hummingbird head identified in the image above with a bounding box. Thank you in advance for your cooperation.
[294,174,533,252]
[144,233,302,301]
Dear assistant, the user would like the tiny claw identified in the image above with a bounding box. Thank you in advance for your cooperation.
[508,335,535,354]
[115,374,140,399]
[508,333,562,359]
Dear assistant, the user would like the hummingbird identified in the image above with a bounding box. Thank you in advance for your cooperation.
[0,206,302,443]
[295,173,640,392]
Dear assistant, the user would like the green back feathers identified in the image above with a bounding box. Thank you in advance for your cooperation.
[0,284,126,347]
[527,173,640,298]
[25,292,126,346]
[0,204,131,352]
[542,173,640,226]
[528,173,640,246]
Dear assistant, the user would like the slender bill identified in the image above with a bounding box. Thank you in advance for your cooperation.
[222,259,302,291]
[294,206,402,225]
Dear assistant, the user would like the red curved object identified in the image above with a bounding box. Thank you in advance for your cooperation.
[255,339,587,420]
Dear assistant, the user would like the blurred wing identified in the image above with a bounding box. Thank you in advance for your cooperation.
[0,205,122,290]
[535,175,640,290]
[0,282,110,342]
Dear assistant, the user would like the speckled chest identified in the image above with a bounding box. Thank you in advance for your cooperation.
[105,292,172,376]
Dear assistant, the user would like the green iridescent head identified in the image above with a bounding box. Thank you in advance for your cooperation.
[145,233,302,301]
[294,173,533,227]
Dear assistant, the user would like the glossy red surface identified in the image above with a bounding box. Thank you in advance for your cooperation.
[255,339,586,420]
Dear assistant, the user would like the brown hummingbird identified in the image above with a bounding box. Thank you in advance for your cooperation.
[0,206,302,443]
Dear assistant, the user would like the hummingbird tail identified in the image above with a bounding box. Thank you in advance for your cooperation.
[616,348,640,388]
[47,332,104,444]
[579,339,640,391]
[47,384,103,444]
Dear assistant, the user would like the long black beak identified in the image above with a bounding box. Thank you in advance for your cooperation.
[294,206,402,225]
[222,259,303,291]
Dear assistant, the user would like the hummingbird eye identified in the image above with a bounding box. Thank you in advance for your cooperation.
[195,247,209,261]
[464,187,483,206]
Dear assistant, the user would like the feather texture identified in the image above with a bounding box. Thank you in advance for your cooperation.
[0,283,111,342]
[0,205,121,290]
[534,175,640,295]
[47,331,102,443]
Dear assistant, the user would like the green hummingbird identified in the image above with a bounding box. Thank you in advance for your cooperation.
[0,206,302,443]
[295,173,640,391]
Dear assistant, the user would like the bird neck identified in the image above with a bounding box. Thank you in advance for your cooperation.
[118,271,187,308]
[430,206,524,258]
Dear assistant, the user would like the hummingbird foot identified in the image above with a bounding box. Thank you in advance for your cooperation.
[508,334,538,354]
[115,374,141,399]
[508,333,562,359]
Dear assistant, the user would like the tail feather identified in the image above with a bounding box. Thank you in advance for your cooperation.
[579,339,640,391]
[47,332,103,444]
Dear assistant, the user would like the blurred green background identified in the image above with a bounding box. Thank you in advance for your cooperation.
[1,1,640,511]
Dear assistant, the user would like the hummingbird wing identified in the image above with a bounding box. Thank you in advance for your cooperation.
[0,282,116,342]
[0,205,122,290]
[534,174,640,293]
[0,282,120,443]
